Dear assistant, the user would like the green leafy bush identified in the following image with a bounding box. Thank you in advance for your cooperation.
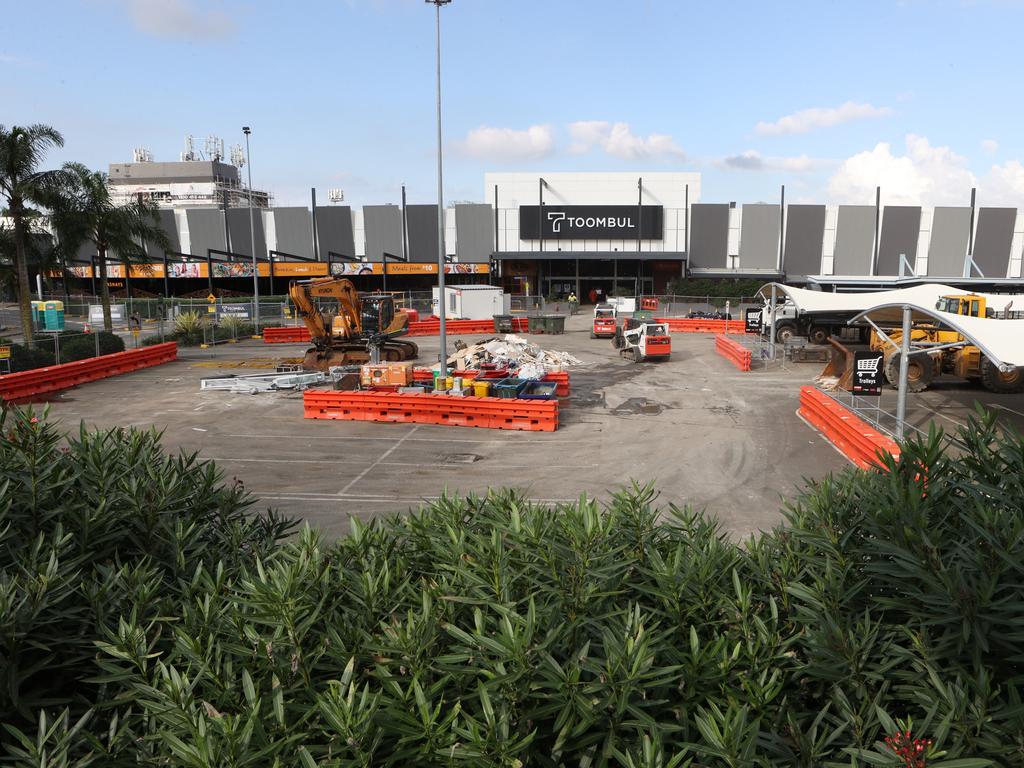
[0,407,1019,766]
[3,341,55,372]
[58,331,125,362]
[172,310,205,345]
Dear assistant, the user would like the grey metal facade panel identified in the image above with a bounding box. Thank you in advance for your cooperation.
[832,205,875,275]
[271,207,313,258]
[75,240,97,262]
[876,206,921,275]
[973,207,1016,278]
[316,206,356,261]
[455,204,494,263]
[406,204,440,263]
[926,207,971,277]
[185,209,226,256]
[226,208,267,259]
[782,205,826,279]
[144,209,180,258]
[687,204,730,269]
[738,204,780,270]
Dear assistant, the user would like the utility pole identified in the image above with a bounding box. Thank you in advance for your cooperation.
[243,126,260,325]
[427,0,452,367]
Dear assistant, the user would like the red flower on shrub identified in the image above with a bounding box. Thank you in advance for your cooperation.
[885,731,933,768]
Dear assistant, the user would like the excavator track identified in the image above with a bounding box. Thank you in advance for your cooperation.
[302,340,419,372]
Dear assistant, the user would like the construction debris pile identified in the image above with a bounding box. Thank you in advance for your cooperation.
[447,334,583,379]
[200,369,326,394]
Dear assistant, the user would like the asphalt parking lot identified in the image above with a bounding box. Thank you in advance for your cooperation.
[30,314,1024,538]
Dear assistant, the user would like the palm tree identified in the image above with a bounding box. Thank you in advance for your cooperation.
[48,162,169,331]
[0,124,65,343]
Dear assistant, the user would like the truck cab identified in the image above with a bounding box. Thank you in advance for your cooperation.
[592,303,618,338]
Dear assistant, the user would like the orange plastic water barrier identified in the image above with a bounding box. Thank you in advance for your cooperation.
[656,317,750,334]
[798,385,900,470]
[264,316,529,343]
[304,390,558,431]
[263,326,311,343]
[0,342,178,403]
[714,334,751,371]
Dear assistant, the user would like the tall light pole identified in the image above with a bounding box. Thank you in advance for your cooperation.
[427,0,451,368]
[242,126,260,326]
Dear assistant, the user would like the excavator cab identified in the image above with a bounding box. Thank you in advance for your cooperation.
[359,294,395,335]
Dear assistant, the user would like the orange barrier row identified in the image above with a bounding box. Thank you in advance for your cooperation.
[0,342,178,403]
[656,317,750,334]
[406,316,530,336]
[410,368,570,396]
[304,390,558,431]
[264,317,530,344]
[263,326,311,343]
[798,386,900,470]
[714,334,751,371]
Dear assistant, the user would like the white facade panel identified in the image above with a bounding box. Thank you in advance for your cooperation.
[353,209,366,258]
[485,171,700,253]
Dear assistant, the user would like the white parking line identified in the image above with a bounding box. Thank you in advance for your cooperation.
[225,432,578,444]
[988,402,1024,419]
[257,494,581,504]
[916,403,967,428]
[200,456,600,470]
[338,425,421,495]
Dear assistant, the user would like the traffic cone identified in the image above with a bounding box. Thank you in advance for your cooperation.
[84,322,91,334]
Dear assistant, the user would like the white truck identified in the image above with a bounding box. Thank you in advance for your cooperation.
[761,297,868,345]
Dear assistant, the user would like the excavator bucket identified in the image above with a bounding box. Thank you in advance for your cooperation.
[818,337,856,391]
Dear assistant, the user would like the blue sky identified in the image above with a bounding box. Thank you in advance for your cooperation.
[4,0,1023,208]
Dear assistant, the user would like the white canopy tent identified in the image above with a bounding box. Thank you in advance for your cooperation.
[755,282,1024,368]
[850,304,1024,369]
[755,283,1024,317]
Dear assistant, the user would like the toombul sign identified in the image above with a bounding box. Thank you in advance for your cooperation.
[519,205,663,240]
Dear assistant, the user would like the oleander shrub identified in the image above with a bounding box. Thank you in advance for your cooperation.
[58,331,125,362]
[0,405,1018,767]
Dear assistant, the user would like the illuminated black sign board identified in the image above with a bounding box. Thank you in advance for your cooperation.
[744,307,762,334]
[852,351,884,396]
[519,205,663,240]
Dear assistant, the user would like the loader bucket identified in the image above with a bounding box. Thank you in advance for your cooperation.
[818,337,856,390]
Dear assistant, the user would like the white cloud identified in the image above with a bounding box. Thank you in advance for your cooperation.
[124,0,236,41]
[827,134,976,205]
[826,134,1024,206]
[755,101,891,136]
[458,124,555,162]
[720,150,817,173]
[722,150,764,170]
[981,138,999,155]
[567,121,685,161]
[983,160,1024,206]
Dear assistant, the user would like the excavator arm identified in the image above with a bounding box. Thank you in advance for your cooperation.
[288,277,363,346]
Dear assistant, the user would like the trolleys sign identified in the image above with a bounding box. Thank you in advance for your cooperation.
[519,205,663,240]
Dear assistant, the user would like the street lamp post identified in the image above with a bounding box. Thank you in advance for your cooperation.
[242,126,260,327]
[427,0,451,368]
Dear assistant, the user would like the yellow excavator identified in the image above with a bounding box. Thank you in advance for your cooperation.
[288,277,418,371]
[823,292,1024,394]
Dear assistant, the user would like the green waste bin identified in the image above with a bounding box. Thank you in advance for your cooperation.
[493,314,514,333]
[527,315,546,334]
[544,314,566,334]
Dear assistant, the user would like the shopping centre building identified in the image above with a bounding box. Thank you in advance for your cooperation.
[62,160,1024,296]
